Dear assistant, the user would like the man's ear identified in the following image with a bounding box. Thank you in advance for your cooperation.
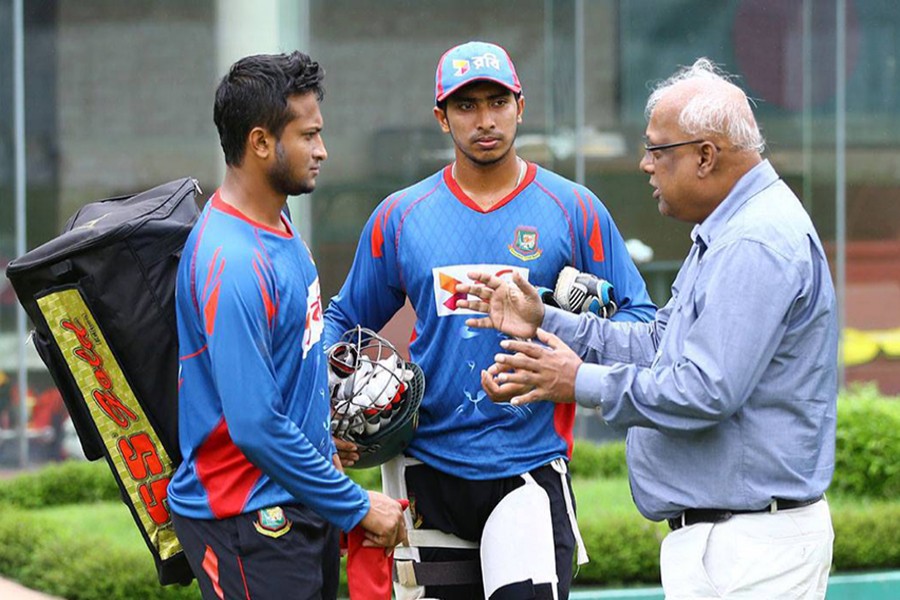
[248,127,273,160]
[697,141,718,178]
[433,106,451,133]
[516,95,525,124]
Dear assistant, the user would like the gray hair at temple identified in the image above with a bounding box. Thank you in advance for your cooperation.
[645,58,766,154]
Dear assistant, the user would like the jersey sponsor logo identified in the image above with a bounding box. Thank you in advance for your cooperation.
[509,226,543,261]
[302,277,324,358]
[432,264,528,316]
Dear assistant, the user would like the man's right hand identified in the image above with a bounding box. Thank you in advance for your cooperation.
[360,491,408,549]
[456,271,544,339]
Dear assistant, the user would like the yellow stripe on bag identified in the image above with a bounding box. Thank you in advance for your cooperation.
[37,288,182,560]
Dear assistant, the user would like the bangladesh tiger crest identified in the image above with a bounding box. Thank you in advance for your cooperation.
[254,506,292,538]
[509,226,542,261]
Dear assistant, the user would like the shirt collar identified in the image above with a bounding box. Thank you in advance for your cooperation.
[694,159,779,249]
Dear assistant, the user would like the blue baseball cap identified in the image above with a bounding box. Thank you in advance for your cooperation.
[435,41,522,104]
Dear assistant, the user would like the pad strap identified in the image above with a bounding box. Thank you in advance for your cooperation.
[394,559,481,587]
[551,458,589,565]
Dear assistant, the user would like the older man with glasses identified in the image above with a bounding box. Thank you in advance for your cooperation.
[458,57,837,599]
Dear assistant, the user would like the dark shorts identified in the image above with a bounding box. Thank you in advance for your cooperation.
[405,461,576,600]
[172,504,340,600]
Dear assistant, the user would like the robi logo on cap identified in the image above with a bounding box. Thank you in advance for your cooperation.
[452,59,470,76]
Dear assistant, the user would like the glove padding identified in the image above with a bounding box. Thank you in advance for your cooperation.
[540,266,618,319]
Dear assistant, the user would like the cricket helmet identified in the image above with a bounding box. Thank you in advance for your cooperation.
[327,326,425,469]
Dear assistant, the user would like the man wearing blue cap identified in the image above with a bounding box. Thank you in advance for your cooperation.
[326,41,655,599]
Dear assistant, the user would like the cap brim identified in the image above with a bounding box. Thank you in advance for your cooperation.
[436,77,522,103]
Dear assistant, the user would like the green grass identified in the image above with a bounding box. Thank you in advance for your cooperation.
[28,477,638,544]
[30,478,881,544]
[573,476,643,516]
[38,501,145,551]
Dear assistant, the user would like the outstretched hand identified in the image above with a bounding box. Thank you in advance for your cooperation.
[489,328,582,406]
[456,271,544,340]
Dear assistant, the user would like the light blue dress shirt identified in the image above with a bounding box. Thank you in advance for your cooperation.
[543,160,838,521]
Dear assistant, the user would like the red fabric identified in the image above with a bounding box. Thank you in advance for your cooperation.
[345,498,409,600]
[195,418,262,518]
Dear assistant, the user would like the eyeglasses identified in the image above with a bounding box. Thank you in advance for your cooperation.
[643,139,705,153]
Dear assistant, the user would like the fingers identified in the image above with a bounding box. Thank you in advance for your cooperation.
[456,276,495,315]
[466,271,501,289]
[332,453,344,473]
[510,388,546,406]
[360,492,409,548]
[480,368,528,403]
[536,327,561,349]
[498,338,546,360]
[362,517,407,548]
[333,437,357,451]
[512,271,533,295]
[333,437,360,468]
[456,299,490,313]
[463,315,494,329]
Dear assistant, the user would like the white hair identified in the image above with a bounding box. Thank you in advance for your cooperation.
[645,58,766,153]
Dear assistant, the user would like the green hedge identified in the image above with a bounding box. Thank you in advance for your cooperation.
[575,513,666,586]
[570,386,900,501]
[0,506,198,600]
[0,387,895,597]
[0,460,118,508]
[569,439,627,479]
[2,498,897,596]
[832,384,900,500]
[831,501,900,571]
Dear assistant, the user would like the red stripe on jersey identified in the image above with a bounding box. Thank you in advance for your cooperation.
[553,403,575,459]
[575,190,589,238]
[384,192,404,222]
[204,278,222,336]
[535,179,577,266]
[180,344,208,361]
[589,210,605,262]
[371,211,385,258]
[196,418,262,519]
[202,247,222,302]
[252,234,280,323]
[371,193,406,259]
[203,248,225,335]
[190,209,213,316]
[201,545,225,600]
[253,258,277,328]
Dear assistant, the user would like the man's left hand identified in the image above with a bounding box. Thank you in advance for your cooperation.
[489,328,582,406]
[334,436,360,468]
[480,362,533,403]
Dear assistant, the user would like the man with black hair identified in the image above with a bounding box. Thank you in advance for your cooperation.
[168,51,406,600]
[326,41,654,599]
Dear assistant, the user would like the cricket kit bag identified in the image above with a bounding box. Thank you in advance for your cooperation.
[5,177,201,585]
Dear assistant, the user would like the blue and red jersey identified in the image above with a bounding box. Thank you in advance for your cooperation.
[325,163,655,479]
[168,191,369,531]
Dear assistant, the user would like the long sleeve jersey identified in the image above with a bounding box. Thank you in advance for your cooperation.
[168,191,369,531]
[325,163,655,479]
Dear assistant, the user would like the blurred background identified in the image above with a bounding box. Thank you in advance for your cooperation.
[1,0,898,466]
